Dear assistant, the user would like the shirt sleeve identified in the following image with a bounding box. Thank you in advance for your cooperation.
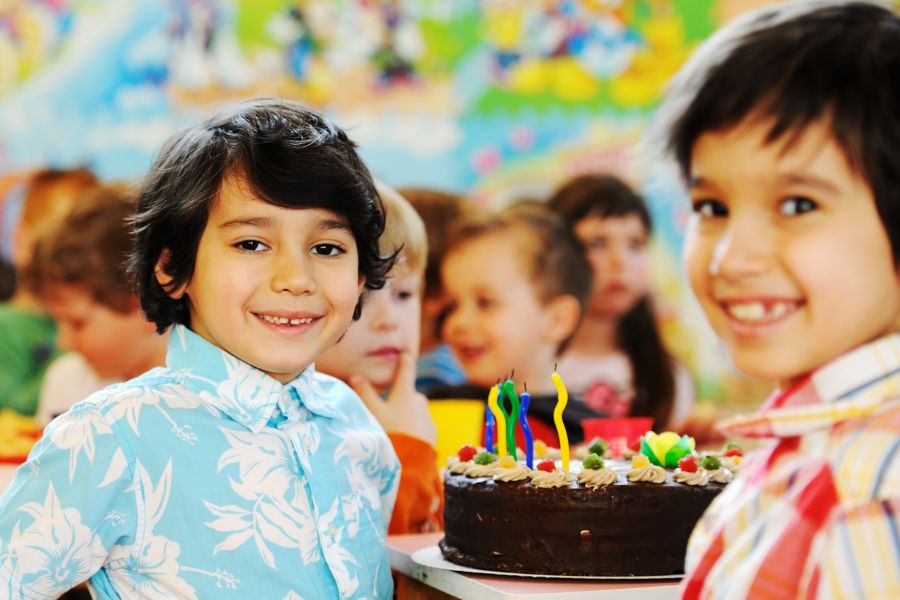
[813,498,900,599]
[0,401,137,599]
[387,433,443,534]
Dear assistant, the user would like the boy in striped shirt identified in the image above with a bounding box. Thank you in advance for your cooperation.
[655,1,900,598]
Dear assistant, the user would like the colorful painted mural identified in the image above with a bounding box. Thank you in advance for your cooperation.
[0,0,783,408]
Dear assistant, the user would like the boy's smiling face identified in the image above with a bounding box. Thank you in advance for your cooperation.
[441,231,559,389]
[684,116,900,385]
[162,178,365,383]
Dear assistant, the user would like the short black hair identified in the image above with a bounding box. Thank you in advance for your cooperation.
[656,0,900,259]
[548,174,651,233]
[129,98,394,332]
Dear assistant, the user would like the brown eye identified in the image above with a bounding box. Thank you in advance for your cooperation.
[236,240,267,252]
[311,243,343,256]
[692,199,727,218]
[780,197,817,216]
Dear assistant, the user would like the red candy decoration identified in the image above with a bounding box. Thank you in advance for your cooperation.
[724,448,744,458]
[536,459,556,473]
[678,455,698,473]
[457,445,478,462]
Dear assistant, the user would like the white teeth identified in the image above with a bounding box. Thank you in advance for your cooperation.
[259,314,312,325]
[725,301,796,323]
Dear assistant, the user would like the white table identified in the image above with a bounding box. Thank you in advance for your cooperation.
[387,533,681,599]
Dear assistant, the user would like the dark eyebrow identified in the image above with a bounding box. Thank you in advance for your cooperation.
[316,218,353,234]
[688,175,711,190]
[777,174,841,194]
[219,216,271,230]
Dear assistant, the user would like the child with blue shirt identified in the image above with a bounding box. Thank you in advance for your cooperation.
[0,99,401,599]
[652,2,900,597]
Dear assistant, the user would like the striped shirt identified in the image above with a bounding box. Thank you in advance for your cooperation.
[682,334,900,600]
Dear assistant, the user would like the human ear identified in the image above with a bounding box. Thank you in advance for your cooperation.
[542,295,582,344]
[154,248,186,300]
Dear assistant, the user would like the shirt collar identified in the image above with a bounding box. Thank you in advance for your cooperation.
[166,325,340,431]
[718,333,900,438]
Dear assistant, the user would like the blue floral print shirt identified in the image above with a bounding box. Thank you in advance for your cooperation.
[0,325,400,600]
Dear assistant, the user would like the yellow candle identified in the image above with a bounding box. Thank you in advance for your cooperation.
[551,371,570,471]
[487,384,507,457]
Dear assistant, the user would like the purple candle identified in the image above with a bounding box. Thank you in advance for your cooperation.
[519,388,534,469]
[484,402,495,454]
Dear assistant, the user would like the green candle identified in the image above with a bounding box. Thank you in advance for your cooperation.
[500,379,520,458]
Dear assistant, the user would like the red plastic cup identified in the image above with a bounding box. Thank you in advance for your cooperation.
[581,417,654,456]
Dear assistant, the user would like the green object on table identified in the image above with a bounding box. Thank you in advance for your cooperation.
[499,379,520,458]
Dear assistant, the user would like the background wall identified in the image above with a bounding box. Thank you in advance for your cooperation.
[0,0,785,410]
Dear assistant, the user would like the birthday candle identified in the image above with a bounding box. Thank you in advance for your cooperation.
[487,384,506,457]
[519,388,534,469]
[551,371,570,471]
[500,379,520,458]
[484,402,495,454]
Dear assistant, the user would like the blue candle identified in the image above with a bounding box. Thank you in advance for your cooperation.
[519,389,534,469]
[484,400,495,454]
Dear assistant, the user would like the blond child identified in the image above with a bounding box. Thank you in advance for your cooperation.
[317,181,442,534]
[0,99,400,599]
[0,168,99,415]
[26,185,168,426]
[653,2,900,598]
[435,201,601,443]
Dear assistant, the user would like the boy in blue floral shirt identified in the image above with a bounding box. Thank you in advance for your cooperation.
[0,99,401,599]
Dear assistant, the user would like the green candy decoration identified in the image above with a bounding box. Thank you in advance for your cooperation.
[588,438,608,457]
[700,455,722,471]
[583,453,604,470]
[474,451,496,465]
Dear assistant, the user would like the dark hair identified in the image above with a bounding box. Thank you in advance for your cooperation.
[656,0,900,260]
[129,98,394,333]
[549,174,677,428]
[27,184,137,313]
[445,200,593,354]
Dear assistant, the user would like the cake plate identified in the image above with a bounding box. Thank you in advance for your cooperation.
[413,545,684,581]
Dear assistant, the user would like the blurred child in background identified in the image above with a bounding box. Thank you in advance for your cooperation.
[434,201,602,444]
[655,2,900,597]
[26,184,168,426]
[0,167,98,415]
[549,174,695,431]
[399,187,471,393]
[317,181,442,535]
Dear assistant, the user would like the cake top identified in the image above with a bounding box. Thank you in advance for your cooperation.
[447,433,744,489]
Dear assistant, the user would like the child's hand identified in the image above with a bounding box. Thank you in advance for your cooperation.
[676,407,726,447]
[350,351,438,447]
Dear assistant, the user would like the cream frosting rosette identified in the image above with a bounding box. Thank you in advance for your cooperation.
[673,468,710,486]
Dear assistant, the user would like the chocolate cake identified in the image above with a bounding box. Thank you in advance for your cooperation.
[440,457,728,577]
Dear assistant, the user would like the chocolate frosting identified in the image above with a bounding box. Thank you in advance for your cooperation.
[440,466,723,576]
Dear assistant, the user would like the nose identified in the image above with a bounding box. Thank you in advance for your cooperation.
[369,291,398,332]
[708,218,769,280]
[270,248,317,295]
[441,301,470,342]
[607,243,627,271]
